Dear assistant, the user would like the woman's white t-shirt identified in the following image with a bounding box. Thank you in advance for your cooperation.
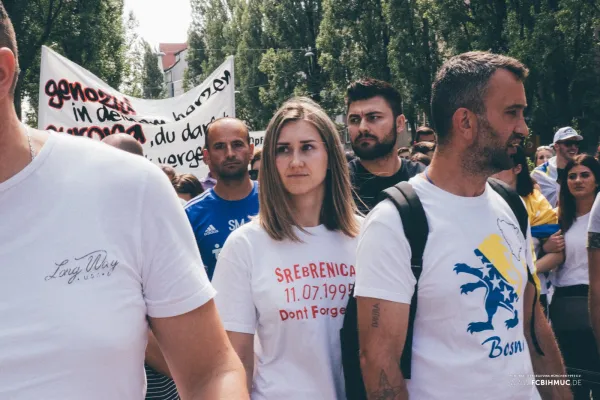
[212,220,360,400]
[554,212,590,287]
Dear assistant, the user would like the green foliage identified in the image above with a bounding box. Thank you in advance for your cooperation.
[185,0,325,130]
[11,0,598,142]
[5,0,128,121]
[121,11,144,97]
[321,0,600,147]
[142,41,165,99]
[234,0,271,129]
[183,29,207,91]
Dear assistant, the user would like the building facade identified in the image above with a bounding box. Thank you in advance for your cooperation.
[159,43,188,98]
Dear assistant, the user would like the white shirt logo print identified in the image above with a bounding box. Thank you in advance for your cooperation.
[204,225,219,236]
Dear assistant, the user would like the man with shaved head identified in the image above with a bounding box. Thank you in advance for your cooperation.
[102,133,144,156]
[185,117,259,280]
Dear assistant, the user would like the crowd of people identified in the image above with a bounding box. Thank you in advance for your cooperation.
[2,3,600,400]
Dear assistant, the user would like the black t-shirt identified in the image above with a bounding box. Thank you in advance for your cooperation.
[557,168,565,185]
[348,158,426,214]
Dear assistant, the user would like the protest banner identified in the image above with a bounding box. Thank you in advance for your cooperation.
[37,46,242,177]
[250,131,266,149]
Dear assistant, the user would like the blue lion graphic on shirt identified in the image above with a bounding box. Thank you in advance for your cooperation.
[453,220,526,334]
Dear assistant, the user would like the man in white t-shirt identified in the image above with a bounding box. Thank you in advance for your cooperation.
[0,7,247,399]
[356,52,570,400]
[588,195,600,358]
[531,127,583,207]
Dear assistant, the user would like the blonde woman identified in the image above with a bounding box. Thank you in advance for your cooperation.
[212,97,361,399]
[534,145,555,167]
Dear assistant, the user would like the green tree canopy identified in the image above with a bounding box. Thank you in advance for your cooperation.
[142,41,165,99]
[5,0,128,123]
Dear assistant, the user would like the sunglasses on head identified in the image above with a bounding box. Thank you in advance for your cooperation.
[558,140,580,147]
[249,169,259,180]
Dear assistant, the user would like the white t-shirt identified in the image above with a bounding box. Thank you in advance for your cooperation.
[554,212,590,287]
[355,176,539,400]
[212,220,360,400]
[0,133,215,399]
[588,193,600,235]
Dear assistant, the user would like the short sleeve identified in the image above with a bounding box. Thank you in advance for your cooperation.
[139,165,216,318]
[525,224,541,291]
[587,194,600,249]
[589,194,600,234]
[212,228,257,334]
[354,200,416,304]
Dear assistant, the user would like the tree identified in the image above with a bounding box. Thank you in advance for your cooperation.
[184,0,211,90]
[318,0,391,82]
[387,0,442,136]
[5,0,128,122]
[317,0,393,116]
[121,11,144,97]
[233,0,271,129]
[142,41,164,99]
[182,0,600,143]
[257,0,325,117]
[183,29,207,91]
[198,0,234,77]
[55,0,126,89]
[5,0,67,119]
[505,0,600,147]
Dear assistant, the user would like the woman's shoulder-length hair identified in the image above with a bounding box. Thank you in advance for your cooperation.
[558,153,600,232]
[257,97,360,242]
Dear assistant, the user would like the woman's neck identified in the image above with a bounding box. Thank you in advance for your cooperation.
[576,194,595,217]
[289,186,325,227]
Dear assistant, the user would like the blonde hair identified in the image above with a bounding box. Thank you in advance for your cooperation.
[258,97,360,241]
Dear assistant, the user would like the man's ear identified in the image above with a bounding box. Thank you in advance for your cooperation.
[203,148,211,166]
[396,114,406,135]
[514,164,523,175]
[0,48,16,100]
[451,108,478,143]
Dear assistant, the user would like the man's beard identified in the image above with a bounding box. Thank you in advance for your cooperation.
[215,161,248,180]
[471,115,518,174]
[351,123,397,161]
[560,146,576,162]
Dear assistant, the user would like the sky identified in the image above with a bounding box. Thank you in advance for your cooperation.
[124,0,192,49]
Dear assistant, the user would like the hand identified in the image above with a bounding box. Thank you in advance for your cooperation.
[543,230,565,253]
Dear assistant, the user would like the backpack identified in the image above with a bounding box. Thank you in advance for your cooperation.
[341,178,544,400]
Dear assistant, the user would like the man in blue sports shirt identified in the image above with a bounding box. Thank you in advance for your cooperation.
[186,117,259,280]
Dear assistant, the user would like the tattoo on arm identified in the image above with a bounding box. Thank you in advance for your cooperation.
[371,303,380,328]
[589,232,600,249]
[369,370,404,400]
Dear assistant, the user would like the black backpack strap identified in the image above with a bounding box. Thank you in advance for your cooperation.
[488,178,545,356]
[378,182,429,378]
[488,178,528,236]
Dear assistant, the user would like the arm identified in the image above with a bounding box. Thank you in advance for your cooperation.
[535,252,564,274]
[523,281,572,400]
[228,332,254,393]
[542,230,564,254]
[146,328,172,378]
[149,300,248,400]
[588,233,600,352]
[357,296,409,400]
